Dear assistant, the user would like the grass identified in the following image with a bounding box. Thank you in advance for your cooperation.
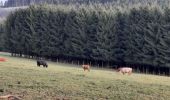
[0,52,170,100]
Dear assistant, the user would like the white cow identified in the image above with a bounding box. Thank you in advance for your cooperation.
[117,67,132,75]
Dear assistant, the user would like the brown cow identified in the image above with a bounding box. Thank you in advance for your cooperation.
[0,94,22,100]
[0,58,6,62]
[82,64,90,72]
[117,67,132,75]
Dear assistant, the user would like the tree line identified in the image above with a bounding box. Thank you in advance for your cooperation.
[3,4,170,76]
[0,24,4,51]
[3,0,170,8]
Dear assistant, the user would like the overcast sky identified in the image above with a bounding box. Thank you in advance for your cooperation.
[0,0,7,3]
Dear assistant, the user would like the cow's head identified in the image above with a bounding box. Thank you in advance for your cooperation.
[116,68,121,72]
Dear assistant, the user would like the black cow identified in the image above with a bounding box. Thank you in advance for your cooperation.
[37,60,48,68]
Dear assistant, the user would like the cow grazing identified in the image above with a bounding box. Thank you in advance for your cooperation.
[82,64,90,72]
[37,60,48,68]
[0,94,22,100]
[0,58,6,62]
[117,67,132,75]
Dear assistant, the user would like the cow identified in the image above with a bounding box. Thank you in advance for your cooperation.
[0,94,22,100]
[0,58,6,62]
[117,67,132,75]
[37,60,48,68]
[82,64,90,72]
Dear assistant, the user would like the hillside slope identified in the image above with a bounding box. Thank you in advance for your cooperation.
[0,52,170,100]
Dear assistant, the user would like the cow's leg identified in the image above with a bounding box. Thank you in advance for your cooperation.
[37,64,40,67]
[122,72,125,75]
[128,71,132,75]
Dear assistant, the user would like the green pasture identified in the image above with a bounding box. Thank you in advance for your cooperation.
[0,52,170,100]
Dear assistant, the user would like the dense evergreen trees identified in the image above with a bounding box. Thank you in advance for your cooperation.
[3,0,170,7]
[0,24,4,51]
[4,4,170,76]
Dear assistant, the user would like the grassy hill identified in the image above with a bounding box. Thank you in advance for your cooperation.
[0,52,170,100]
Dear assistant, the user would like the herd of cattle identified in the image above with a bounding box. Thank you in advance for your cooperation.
[36,60,133,75]
[0,58,132,99]
[0,57,133,75]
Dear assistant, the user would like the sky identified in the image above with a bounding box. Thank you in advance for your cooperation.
[0,0,7,4]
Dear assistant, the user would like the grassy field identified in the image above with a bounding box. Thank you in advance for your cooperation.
[0,52,170,100]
